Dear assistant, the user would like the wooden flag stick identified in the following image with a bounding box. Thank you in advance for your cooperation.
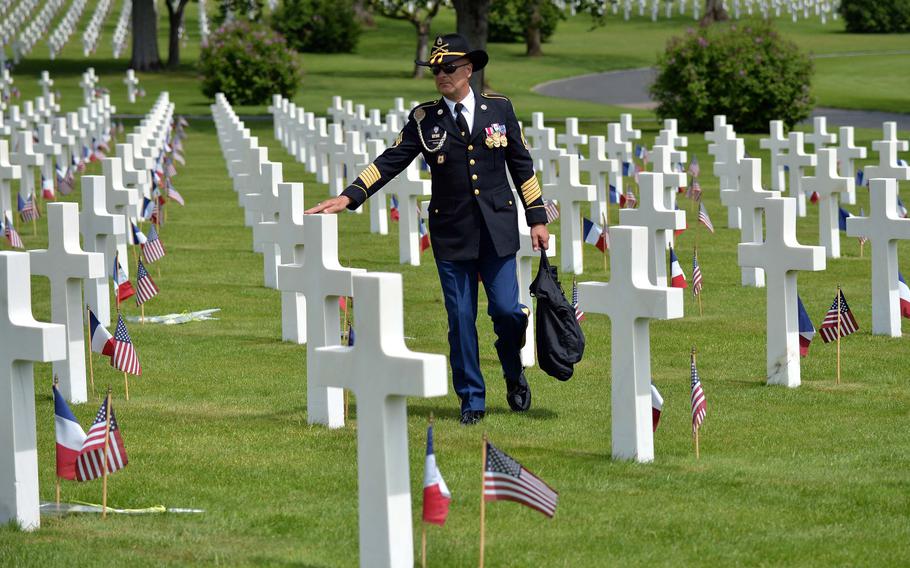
[860,240,865,258]
[101,387,112,519]
[123,372,130,401]
[141,304,145,325]
[85,305,95,397]
[479,433,488,568]
[836,285,842,385]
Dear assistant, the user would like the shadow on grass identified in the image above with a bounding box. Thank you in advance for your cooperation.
[11,58,198,79]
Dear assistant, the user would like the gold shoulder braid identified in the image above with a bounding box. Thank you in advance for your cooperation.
[415,105,446,153]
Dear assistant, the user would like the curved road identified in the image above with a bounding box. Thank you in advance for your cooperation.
[534,67,910,130]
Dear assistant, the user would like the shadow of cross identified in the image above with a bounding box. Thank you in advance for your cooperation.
[620,173,685,287]
[803,148,854,259]
[847,178,910,337]
[577,226,683,462]
[739,197,825,388]
[0,252,66,531]
[0,139,22,222]
[277,213,365,428]
[312,271,447,568]
[722,158,781,288]
[259,182,307,344]
[80,176,125,327]
[29,203,105,403]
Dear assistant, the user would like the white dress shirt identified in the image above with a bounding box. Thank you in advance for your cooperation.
[443,89,475,135]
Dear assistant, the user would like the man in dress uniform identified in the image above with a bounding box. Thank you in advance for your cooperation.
[306,33,550,425]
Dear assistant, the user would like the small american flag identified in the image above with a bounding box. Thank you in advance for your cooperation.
[698,201,715,233]
[484,441,558,518]
[142,225,166,263]
[692,252,703,295]
[621,191,637,209]
[571,277,585,321]
[819,290,859,343]
[687,178,702,201]
[135,259,159,305]
[690,353,707,434]
[857,208,868,245]
[18,194,40,222]
[75,395,128,482]
[112,314,142,375]
[167,183,185,206]
[544,200,559,223]
[3,216,24,249]
[687,155,700,178]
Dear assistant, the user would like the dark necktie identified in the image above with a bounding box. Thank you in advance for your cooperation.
[454,102,470,139]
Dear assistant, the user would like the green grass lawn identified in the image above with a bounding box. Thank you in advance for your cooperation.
[1,4,910,567]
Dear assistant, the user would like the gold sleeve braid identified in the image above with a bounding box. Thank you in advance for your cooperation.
[358,163,381,189]
[520,175,542,204]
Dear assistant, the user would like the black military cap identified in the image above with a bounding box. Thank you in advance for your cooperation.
[416,33,488,71]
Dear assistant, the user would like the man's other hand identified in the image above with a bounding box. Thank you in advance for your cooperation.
[305,195,352,215]
[530,223,549,252]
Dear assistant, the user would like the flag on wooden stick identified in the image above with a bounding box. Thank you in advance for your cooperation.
[75,394,128,482]
[819,289,858,343]
[484,440,558,518]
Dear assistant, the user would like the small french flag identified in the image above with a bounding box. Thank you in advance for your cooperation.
[898,272,910,319]
[54,384,87,480]
[797,295,815,357]
[651,383,663,432]
[669,247,687,288]
[422,424,451,526]
[88,308,115,356]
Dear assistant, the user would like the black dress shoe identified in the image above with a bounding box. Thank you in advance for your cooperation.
[460,410,485,426]
[505,371,532,412]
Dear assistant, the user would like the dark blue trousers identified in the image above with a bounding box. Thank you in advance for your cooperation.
[435,250,526,414]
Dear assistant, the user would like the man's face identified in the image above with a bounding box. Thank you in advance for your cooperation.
[434,58,473,99]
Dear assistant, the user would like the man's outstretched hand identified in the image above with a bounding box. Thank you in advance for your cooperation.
[305,195,352,215]
[530,223,549,252]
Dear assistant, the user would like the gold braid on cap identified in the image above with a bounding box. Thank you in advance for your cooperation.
[428,42,466,65]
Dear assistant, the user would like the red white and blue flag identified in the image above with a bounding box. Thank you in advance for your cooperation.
[797,295,815,357]
[572,277,585,321]
[651,383,663,432]
[112,255,136,303]
[41,173,55,200]
[898,272,910,319]
[142,225,166,263]
[692,251,703,295]
[687,155,700,178]
[54,383,87,480]
[418,208,430,253]
[690,355,707,433]
[582,217,607,252]
[89,308,115,356]
[698,202,715,233]
[669,247,687,288]
[18,193,40,222]
[422,424,451,526]
[390,195,400,221]
[819,290,859,343]
[3,215,24,249]
[131,221,148,246]
[135,259,159,306]
[75,395,128,482]
[544,199,560,223]
[112,313,142,375]
[484,441,558,518]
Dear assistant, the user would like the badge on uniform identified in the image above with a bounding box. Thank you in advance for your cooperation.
[484,123,508,149]
[430,126,442,140]
[437,153,446,164]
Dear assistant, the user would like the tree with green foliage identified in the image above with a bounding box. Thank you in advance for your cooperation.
[701,0,729,24]
[369,0,446,78]
[839,0,910,32]
[215,0,264,24]
[488,0,566,55]
[165,0,192,69]
[131,0,161,70]
[453,0,491,91]
[271,0,362,54]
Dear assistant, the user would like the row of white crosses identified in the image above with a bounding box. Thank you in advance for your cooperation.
[610,0,838,23]
[48,0,89,59]
[216,93,450,567]
[10,0,65,63]
[0,0,39,47]
[82,0,112,56]
[111,0,132,58]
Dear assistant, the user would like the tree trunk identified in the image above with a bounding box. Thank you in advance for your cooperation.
[525,0,543,57]
[353,0,375,27]
[413,21,430,79]
[166,0,190,69]
[453,0,491,92]
[131,0,161,71]
[701,0,729,24]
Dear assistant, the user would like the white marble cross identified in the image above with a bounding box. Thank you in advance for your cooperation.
[33,124,61,195]
[9,130,43,202]
[846,178,910,337]
[39,71,53,106]
[704,115,728,155]
[805,116,836,153]
[513,190,556,366]
[102,157,140,270]
[383,159,430,266]
[650,145,686,244]
[711,126,744,229]
[557,117,587,157]
[544,153,596,275]
[779,132,816,218]
[577,226,683,462]
[0,251,66,531]
[79,72,94,105]
[311,270,447,568]
[80,176,126,327]
[365,139,388,235]
[760,120,788,191]
[619,172,685,286]
[580,135,621,225]
[51,117,75,171]
[618,113,641,145]
[721,158,780,287]
[835,126,867,183]
[248,161,283,289]
[276,213,365,428]
[739,197,825,387]
[29,203,105,403]
[0,140,22,222]
[655,118,688,165]
[530,124,565,186]
[339,130,365,216]
[865,122,910,183]
[262,182,307,344]
[325,124,348,197]
[803,148,855,258]
[124,69,139,103]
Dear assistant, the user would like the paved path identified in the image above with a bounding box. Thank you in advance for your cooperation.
[534,67,910,130]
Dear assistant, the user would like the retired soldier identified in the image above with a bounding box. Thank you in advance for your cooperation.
[307,33,550,425]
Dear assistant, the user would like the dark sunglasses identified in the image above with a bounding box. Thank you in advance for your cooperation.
[431,62,470,76]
